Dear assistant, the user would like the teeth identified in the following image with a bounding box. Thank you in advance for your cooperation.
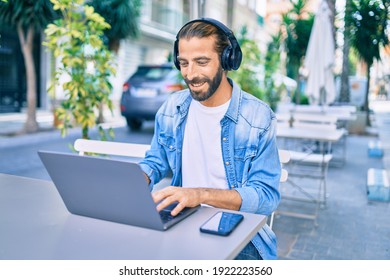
[191,82,205,87]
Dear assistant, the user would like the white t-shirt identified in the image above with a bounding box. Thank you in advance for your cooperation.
[182,99,230,190]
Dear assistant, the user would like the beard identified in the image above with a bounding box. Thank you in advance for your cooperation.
[184,66,224,102]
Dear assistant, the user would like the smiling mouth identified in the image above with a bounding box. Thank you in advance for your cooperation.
[190,81,206,88]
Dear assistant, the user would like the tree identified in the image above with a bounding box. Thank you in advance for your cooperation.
[0,0,59,133]
[228,26,263,101]
[281,0,314,104]
[349,0,389,126]
[263,31,283,111]
[89,0,141,53]
[339,0,353,103]
[326,0,336,40]
[44,0,116,140]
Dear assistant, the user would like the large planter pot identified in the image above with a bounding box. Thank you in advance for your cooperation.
[347,111,368,135]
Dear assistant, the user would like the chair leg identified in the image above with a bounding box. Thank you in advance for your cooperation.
[268,212,275,230]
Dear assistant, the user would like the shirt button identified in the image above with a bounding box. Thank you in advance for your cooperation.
[231,185,235,188]
[223,137,227,141]
[169,145,173,149]
[225,161,230,165]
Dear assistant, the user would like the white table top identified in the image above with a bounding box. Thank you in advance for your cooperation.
[276,112,338,124]
[277,104,357,121]
[0,173,266,260]
[277,124,345,142]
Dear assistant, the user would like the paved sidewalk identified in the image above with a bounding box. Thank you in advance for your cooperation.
[0,110,54,136]
[273,100,390,259]
[0,108,126,147]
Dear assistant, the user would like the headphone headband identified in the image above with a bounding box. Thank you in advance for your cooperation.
[173,18,242,71]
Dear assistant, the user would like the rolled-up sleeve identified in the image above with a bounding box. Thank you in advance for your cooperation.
[237,118,281,215]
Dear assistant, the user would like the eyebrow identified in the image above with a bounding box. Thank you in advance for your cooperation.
[177,56,211,62]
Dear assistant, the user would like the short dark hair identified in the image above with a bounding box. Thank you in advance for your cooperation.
[177,21,230,60]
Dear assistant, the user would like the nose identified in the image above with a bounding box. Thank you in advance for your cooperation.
[183,62,197,81]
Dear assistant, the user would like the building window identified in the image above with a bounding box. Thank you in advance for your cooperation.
[141,0,189,32]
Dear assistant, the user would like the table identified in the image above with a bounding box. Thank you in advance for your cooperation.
[277,103,357,122]
[277,123,347,165]
[277,125,345,142]
[276,125,345,224]
[0,173,266,260]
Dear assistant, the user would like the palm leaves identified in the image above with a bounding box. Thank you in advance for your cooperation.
[349,0,389,123]
[89,0,141,52]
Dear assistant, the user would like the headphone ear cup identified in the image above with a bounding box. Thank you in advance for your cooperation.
[231,45,242,70]
[173,40,180,70]
[221,46,233,71]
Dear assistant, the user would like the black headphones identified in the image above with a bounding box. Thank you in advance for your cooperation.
[173,18,242,71]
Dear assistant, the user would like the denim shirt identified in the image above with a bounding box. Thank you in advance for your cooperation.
[140,79,281,260]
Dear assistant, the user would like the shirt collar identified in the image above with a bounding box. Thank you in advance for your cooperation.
[176,77,242,123]
[224,78,241,123]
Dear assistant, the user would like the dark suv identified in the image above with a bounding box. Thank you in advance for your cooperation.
[120,64,185,130]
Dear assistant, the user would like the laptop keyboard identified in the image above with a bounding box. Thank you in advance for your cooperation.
[159,209,185,223]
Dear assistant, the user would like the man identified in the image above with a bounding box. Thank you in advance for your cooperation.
[139,18,281,260]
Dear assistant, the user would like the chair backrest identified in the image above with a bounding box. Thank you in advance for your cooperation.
[74,139,290,182]
[74,139,150,158]
[268,149,290,229]
[279,149,290,183]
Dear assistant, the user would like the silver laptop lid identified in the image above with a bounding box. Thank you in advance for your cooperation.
[38,151,198,231]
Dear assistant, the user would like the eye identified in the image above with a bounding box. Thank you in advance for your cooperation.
[179,60,188,67]
[197,59,209,66]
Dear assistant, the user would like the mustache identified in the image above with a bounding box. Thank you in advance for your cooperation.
[184,77,210,84]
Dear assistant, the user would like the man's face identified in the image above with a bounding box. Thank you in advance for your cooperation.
[177,36,224,102]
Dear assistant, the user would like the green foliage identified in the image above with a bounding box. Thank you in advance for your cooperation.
[281,0,314,104]
[350,0,389,68]
[44,0,116,140]
[282,0,314,80]
[291,92,309,104]
[0,0,59,29]
[88,0,141,52]
[228,26,263,100]
[0,0,60,133]
[262,32,282,111]
[349,0,389,115]
[349,49,359,76]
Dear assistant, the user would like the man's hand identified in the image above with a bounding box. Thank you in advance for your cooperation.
[152,186,202,216]
[152,186,242,216]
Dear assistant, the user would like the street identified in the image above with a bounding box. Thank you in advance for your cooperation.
[0,122,155,181]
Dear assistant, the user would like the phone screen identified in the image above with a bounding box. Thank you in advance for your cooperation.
[200,211,244,236]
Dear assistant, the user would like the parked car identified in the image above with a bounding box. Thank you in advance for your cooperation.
[120,63,185,130]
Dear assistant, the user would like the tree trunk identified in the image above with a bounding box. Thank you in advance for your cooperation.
[339,0,351,103]
[108,38,120,54]
[18,25,39,133]
[326,0,336,42]
[365,66,371,127]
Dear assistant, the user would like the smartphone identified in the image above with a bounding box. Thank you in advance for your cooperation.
[200,211,244,236]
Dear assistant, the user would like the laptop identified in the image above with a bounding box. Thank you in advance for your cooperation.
[38,150,200,231]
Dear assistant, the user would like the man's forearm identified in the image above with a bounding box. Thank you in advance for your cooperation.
[199,188,242,211]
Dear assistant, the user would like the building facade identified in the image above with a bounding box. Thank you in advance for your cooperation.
[0,0,265,113]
